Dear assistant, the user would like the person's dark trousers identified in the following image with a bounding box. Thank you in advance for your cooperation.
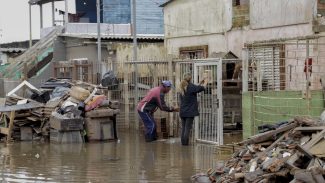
[181,117,194,145]
[138,111,157,142]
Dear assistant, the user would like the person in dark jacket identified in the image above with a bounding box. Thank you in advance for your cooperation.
[179,73,208,145]
[137,80,179,142]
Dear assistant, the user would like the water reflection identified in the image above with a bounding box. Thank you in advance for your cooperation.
[0,131,241,182]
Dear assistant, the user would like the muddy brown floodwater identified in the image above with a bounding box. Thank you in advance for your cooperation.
[0,131,242,183]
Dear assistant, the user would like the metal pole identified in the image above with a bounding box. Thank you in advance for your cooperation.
[52,0,55,26]
[64,0,69,28]
[40,4,43,29]
[132,0,139,130]
[96,0,101,83]
[29,3,32,48]
[242,48,249,92]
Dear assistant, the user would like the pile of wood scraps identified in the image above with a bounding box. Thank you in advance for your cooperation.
[196,116,325,183]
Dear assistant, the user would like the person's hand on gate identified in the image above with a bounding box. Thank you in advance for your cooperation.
[172,107,180,112]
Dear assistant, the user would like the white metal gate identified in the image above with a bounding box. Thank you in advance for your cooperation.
[193,61,223,145]
[175,59,223,145]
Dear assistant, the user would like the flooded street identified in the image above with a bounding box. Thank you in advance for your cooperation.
[0,131,241,183]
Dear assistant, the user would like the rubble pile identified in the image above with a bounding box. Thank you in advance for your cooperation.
[0,79,120,142]
[198,117,325,183]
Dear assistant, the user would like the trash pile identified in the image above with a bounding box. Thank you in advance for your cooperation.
[193,116,325,183]
[0,79,119,143]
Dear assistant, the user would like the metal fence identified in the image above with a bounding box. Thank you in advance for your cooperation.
[243,36,325,133]
[104,58,242,145]
[103,59,173,131]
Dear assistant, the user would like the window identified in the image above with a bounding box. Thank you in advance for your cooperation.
[233,0,240,6]
[179,45,208,59]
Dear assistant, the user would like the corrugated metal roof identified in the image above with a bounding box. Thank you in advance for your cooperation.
[29,0,63,5]
[61,33,164,41]
[159,0,176,7]
[0,48,26,53]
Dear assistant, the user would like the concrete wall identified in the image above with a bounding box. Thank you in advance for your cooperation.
[65,38,165,62]
[65,37,109,63]
[242,90,324,139]
[164,0,232,38]
[0,79,21,97]
[115,42,166,62]
[163,0,316,58]
[53,37,66,62]
[166,34,226,57]
[250,0,315,29]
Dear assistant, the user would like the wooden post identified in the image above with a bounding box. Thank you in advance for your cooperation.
[7,111,15,142]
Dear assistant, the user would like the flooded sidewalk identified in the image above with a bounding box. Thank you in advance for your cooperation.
[0,131,241,183]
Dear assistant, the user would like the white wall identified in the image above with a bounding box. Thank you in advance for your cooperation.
[164,0,316,58]
[227,23,314,58]
[250,0,315,29]
[164,0,232,38]
[166,34,226,56]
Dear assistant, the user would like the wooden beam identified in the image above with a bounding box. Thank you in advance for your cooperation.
[7,111,15,142]
[0,127,9,135]
[294,126,325,132]
[241,122,297,145]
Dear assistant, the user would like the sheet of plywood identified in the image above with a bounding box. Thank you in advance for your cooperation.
[310,139,325,158]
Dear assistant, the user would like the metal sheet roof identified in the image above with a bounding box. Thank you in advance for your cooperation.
[159,0,176,7]
[29,0,63,5]
[0,48,26,53]
[61,33,164,41]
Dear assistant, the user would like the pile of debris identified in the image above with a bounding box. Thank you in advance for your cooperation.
[194,117,325,183]
[0,79,119,143]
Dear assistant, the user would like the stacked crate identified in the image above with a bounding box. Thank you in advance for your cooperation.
[84,108,119,141]
[49,112,84,143]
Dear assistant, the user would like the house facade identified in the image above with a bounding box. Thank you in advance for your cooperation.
[162,0,319,59]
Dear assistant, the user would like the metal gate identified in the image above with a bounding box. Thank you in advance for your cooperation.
[175,59,223,145]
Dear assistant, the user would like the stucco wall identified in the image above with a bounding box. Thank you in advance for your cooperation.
[164,0,315,58]
[250,0,315,30]
[164,0,232,39]
[166,34,226,57]
[166,23,314,58]
[227,23,314,58]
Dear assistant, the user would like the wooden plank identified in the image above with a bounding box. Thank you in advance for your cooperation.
[296,144,314,159]
[241,122,297,145]
[309,139,325,157]
[7,111,15,142]
[304,129,325,149]
[0,127,9,135]
[294,126,325,132]
[258,131,289,158]
[0,102,44,112]
[85,108,119,118]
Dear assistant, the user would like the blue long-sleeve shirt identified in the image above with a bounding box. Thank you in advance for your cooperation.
[179,83,205,117]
